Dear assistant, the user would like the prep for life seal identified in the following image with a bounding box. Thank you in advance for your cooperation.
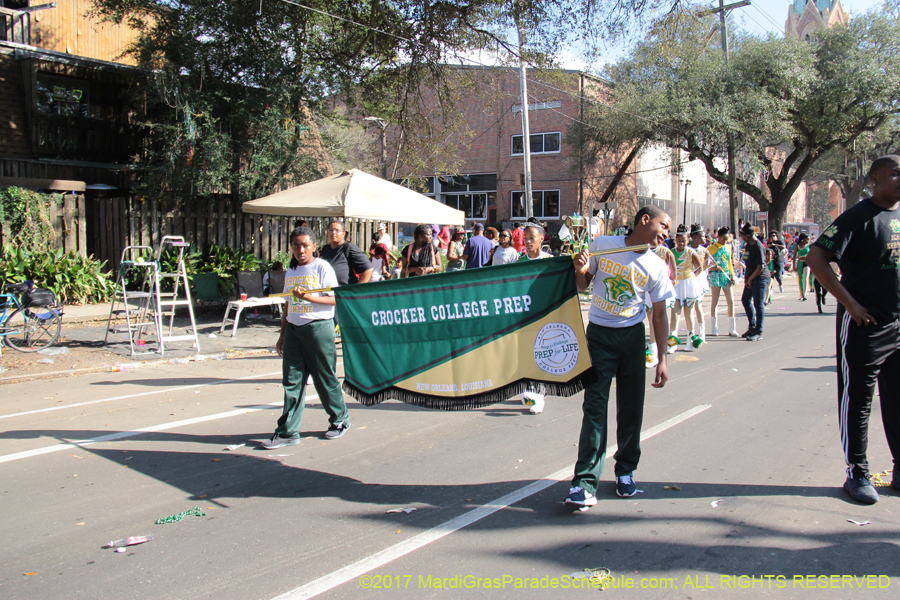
[533,323,580,375]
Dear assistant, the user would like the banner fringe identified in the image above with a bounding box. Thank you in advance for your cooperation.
[342,374,591,411]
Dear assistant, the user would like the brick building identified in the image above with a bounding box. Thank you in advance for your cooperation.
[392,66,634,233]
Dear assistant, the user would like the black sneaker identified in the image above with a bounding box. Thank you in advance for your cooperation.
[892,471,900,491]
[261,435,301,450]
[324,421,351,439]
[747,332,762,341]
[741,328,757,339]
[844,474,879,504]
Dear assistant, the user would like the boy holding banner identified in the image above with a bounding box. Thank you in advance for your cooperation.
[566,206,675,509]
[263,226,350,449]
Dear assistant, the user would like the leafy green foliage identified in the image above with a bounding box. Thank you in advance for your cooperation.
[572,6,900,232]
[194,244,264,296]
[91,0,681,195]
[0,245,115,304]
[0,187,62,254]
[268,251,291,271]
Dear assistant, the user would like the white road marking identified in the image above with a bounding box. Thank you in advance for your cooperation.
[0,371,283,421]
[270,404,712,600]
[0,397,312,465]
[0,358,344,421]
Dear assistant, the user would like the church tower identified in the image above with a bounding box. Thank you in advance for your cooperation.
[786,0,848,38]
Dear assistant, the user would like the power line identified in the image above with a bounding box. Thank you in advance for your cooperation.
[749,3,785,32]
[274,0,674,133]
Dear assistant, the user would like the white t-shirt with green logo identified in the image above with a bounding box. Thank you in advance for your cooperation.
[587,236,675,328]
[284,258,339,326]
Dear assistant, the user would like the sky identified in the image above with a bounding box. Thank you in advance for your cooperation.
[549,0,884,71]
[736,0,880,37]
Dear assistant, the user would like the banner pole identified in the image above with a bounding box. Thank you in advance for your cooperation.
[269,244,651,297]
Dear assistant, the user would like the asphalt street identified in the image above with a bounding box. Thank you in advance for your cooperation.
[1,288,898,600]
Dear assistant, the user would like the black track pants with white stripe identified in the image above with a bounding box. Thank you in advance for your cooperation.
[836,305,900,478]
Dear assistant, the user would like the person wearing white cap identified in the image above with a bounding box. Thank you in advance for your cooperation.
[376,223,393,251]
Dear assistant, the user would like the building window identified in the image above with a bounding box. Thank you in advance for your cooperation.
[511,132,561,156]
[511,190,560,220]
[438,173,496,220]
[36,75,89,118]
[443,193,494,220]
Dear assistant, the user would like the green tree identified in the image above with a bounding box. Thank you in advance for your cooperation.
[805,120,900,209]
[805,181,835,230]
[92,0,685,198]
[571,6,900,234]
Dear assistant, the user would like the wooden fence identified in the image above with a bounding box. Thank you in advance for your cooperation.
[0,193,88,257]
[86,196,397,276]
[0,187,397,275]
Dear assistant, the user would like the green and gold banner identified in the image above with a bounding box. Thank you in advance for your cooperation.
[333,256,592,410]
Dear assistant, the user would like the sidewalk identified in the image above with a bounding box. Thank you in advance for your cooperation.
[60,301,115,324]
[0,303,285,383]
[3,299,596,383]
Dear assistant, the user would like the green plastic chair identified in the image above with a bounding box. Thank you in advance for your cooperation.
[191,273,228,312]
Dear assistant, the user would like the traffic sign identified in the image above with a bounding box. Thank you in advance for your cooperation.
[757,211,768,221]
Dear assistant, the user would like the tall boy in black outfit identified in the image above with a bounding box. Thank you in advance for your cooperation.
[808,155,900,504]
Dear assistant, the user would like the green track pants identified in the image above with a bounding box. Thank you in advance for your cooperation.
[572,322,647,495]
[275,319,348,438]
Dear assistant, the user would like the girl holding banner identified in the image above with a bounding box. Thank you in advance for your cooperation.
[517,223,554,414]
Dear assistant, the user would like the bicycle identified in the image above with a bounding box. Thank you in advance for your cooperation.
[0,281,64,352]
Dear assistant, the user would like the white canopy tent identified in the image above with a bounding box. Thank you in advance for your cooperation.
[241,169,465,225]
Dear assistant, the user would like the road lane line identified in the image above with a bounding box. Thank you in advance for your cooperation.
[0,371,283,421]
[0,358,344,422]
[0,393,319,465]
[270,404,712,600]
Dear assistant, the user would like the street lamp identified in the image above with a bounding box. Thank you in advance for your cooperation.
[363,116,387,180]
[682,179,692,227]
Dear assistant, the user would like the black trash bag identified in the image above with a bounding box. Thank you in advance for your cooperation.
[24,287,56,307]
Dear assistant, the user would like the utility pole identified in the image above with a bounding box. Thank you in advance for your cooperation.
[706,0,750,233]
[515,4,534,221]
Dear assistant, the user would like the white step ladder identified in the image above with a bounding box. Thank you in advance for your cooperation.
[104,238,201,356]
[152,236,200,354]
[104,245,162,356]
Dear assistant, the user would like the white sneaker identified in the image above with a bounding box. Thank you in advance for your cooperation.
[711,324,719,336]
[522,393,544,414]
[728,329,740,337]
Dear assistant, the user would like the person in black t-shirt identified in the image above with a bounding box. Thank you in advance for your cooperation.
[738,224,770,341]
[808,154,900,505]
[318,221,373,286]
